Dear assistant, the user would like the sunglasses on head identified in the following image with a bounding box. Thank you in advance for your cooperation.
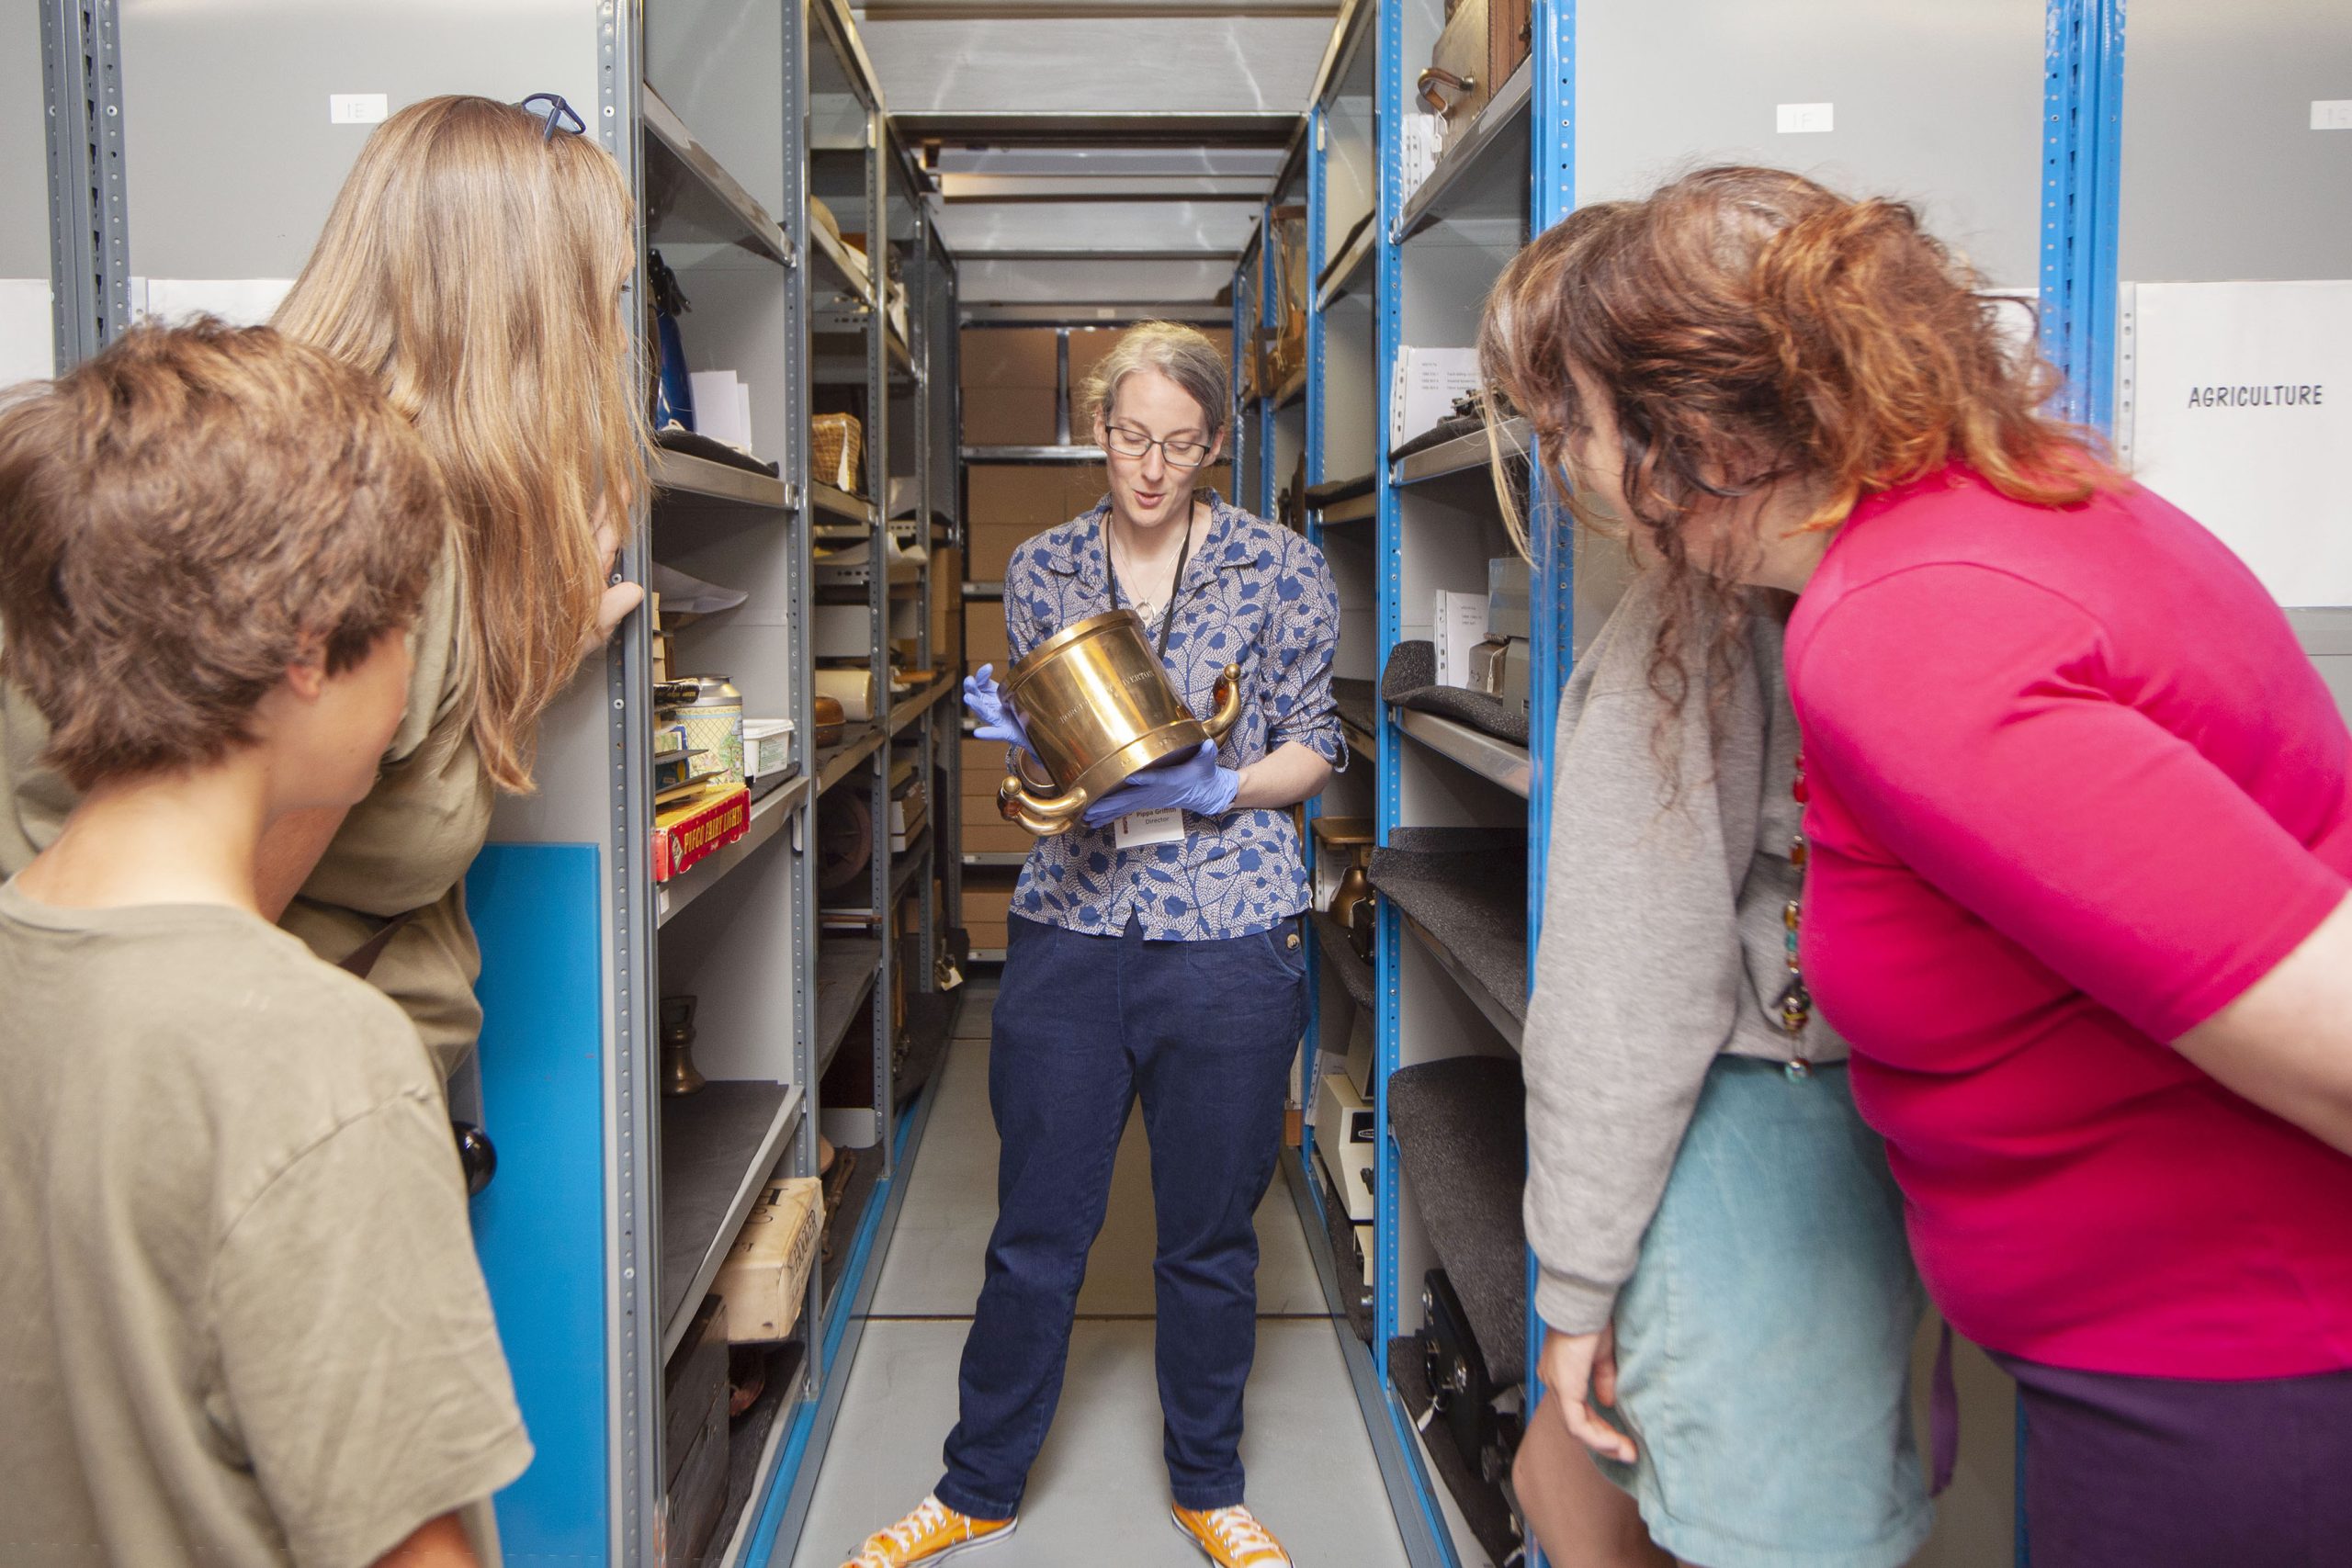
[517,92,585,143]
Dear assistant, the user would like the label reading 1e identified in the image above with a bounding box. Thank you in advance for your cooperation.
[330,94,389,125]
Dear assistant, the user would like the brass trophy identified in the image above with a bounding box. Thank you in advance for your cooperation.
[996,609,1243,836]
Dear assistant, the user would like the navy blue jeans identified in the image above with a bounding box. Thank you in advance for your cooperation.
[936,914,1307,1517]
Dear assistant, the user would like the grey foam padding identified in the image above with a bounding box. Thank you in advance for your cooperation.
[1306,471,1375,507]
[1389,1055,1529,1387]
[1367,830,1528,1024]
[1331,676,1375,740]
[1380,640,1532,748]
[1316,1159,1377,1347]
[1311,909,1374,1011]
[1389,1337,1523,1565]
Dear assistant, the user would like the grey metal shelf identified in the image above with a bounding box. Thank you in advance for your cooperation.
[653,446,792,511]
[810,479,876,526]
[888,671,956,736]
[963,850,1027,868]
[656,775,808,929]
[641,83,796,270]
[961,444,1108,464]
[962,581,1005,599]
[1317,488,1377,526]
[815,723,888,796]
[1316,212,1376,310]
[1392,417,1532,487]
[658,1080,805,1359]
[816,938,884,1077]
[1396,55,1534,242]
[1395,707,1531,796]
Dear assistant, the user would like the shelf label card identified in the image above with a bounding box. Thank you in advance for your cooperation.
[329,94,389,125]
[1777,102,1835,134]
[2125,279,2352,607]
[2312,101,2352,130]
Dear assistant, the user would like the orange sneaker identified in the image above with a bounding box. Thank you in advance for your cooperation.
[1171,1504,1294,1567]
[840,1495,1016,1568]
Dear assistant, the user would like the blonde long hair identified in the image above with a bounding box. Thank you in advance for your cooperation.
[274,95,647,792]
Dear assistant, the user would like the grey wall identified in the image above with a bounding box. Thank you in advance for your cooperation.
[648,0,789,217]
[119,0,601,281]
[1576,0,2047,289]
[2120,0,2352,283]
[4,6,49,277]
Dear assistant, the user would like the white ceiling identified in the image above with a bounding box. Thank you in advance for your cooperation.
[854,7,1331,302]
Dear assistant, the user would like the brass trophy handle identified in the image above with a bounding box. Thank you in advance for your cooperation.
[998,749,1090,835]
[1202,664,1244,741]
[995,665,1245,837]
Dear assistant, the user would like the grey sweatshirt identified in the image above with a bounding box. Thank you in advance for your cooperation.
[1521,571,1849,1336]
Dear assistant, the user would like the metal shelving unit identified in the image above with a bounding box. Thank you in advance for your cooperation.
[31,4,965,1563]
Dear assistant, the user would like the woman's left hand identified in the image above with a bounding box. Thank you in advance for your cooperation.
[1081,741,1238,828]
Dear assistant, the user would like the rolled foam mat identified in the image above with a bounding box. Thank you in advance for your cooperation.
[1380,640,1532,748]
[1388,1055,1528,1387]
[1366,828,1527,1025]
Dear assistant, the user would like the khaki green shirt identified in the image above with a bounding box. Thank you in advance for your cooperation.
[0,882,531,1568]
[0,547,494,1073]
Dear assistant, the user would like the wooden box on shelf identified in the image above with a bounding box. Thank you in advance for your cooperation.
[714,1177,821,1343]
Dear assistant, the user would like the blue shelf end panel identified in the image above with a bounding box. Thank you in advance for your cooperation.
[469,842,611,1566]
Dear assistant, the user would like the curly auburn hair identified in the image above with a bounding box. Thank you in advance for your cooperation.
[0,321,446,790]
[1479,164,2113,737]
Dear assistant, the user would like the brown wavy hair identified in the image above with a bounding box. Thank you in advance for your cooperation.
[1478,164,2112,728]
[274,96,647,793]
[0,321,444,790]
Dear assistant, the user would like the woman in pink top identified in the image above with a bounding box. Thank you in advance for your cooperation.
[1481,165,2352,1566]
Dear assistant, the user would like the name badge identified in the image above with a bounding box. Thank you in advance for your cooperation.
[1114,807,1186,850]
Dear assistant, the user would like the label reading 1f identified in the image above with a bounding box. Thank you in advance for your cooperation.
[1777,103,1835,134]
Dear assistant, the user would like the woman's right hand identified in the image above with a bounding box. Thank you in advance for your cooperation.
[578,505,644,664]
[1539,1325,1638,1464]
[963,664,1036,759]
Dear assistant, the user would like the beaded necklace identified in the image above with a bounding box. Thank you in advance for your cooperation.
[1779,753,1814,1080]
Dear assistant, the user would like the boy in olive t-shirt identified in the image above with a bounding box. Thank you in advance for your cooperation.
[0,322,530,1568]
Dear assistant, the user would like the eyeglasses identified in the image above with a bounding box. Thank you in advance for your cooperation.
[1103,423,1214,469]
[518,92,586,143]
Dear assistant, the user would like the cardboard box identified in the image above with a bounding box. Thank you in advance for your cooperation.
[963,388,1058,447]
[961,875,1018,924]
[967,611,1012,675]
[653,785,749,882]
[968,465,1070,526]
[961,818,1032,856]
[932,546,963,657]
[961,326,1058,394]
[714,1177,820,1342]
[1315,1072,1378,1222]
[967,525,1032,583]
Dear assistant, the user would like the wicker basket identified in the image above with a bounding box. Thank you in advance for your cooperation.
[811,413,864,493]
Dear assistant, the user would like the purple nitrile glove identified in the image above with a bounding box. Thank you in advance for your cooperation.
[1081,741,1240,829]
[963,664,1037,759]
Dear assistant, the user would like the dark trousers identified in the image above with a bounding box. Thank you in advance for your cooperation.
[1997,1352,2352,1566]
[936,914,1307,1517]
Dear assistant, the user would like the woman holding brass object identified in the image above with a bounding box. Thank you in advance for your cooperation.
[847,323,1342,1568]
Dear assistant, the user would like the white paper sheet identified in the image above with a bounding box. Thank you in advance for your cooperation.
[2125,279,2352,608]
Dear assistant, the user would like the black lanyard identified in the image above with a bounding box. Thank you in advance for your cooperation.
[1106,509,1196,661]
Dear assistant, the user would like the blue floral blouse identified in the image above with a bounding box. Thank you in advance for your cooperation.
[1002,491,1345,942]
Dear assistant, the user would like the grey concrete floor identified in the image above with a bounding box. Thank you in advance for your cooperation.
[782,982,1411,1568]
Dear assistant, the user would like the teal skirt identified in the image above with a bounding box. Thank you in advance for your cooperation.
[1596,1056,1933,1568]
